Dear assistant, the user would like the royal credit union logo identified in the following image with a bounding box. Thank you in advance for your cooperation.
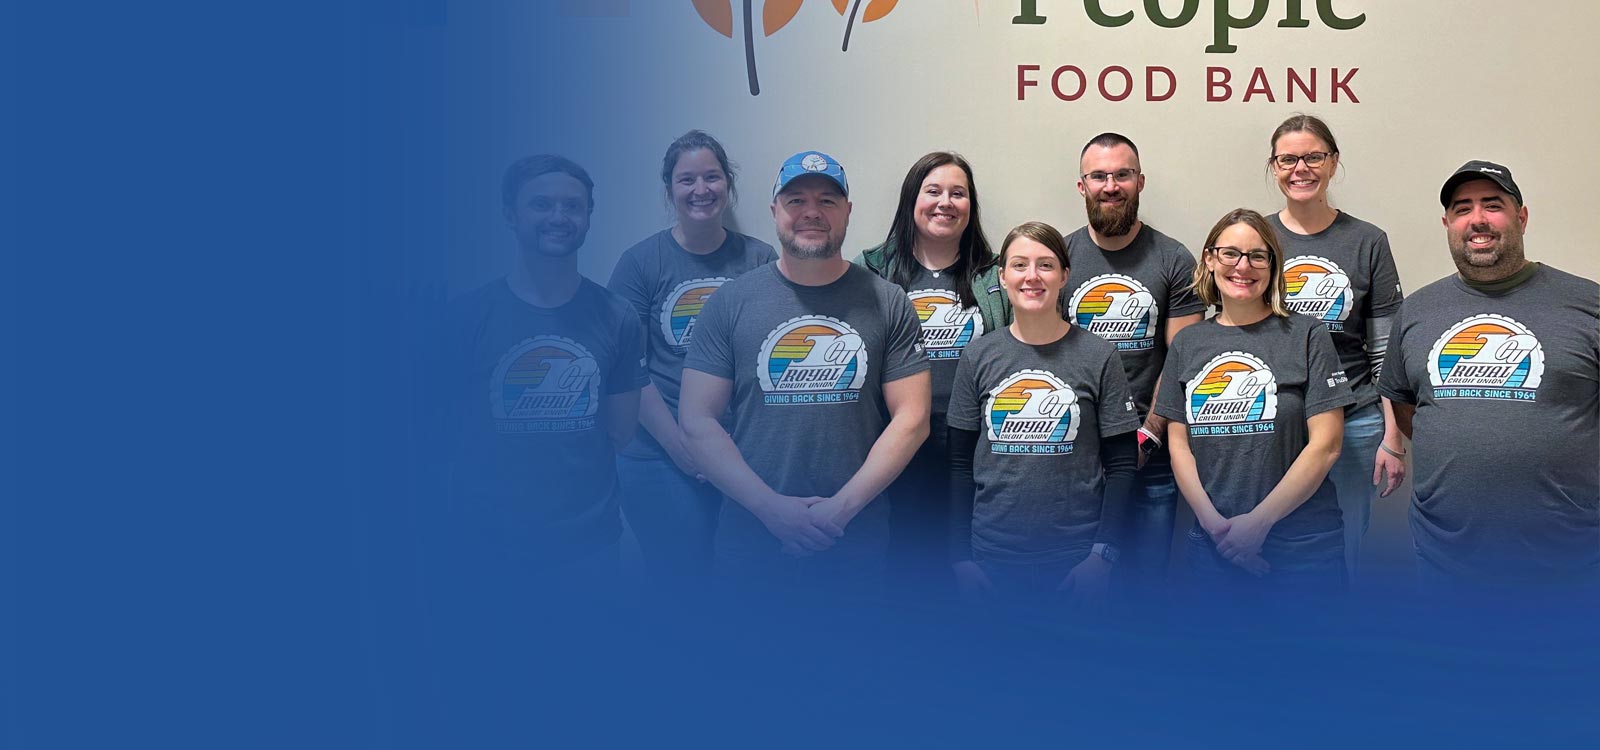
[985,369,1080,455]
[758,315,869,404]
[1067,274,1158,351]
[1186,351,1277,435]
[691,0,901,94]
[491,336,602,433]
[1283,256,1353,330]
[909,289,983,360]
[660,277,728,349]
[1426,314,1544,401]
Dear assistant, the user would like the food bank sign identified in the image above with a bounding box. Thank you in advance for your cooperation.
[692,0,1369,103]
[1014,0,1367,104]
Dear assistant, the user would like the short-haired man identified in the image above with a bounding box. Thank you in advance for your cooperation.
[446,154,647,576]
[679,151,932,596]
[1058,133,1205,591]
[1379,161,1600,593]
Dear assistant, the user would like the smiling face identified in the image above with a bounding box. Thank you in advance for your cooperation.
[1077,143,1143,237]
[1000,237,1069,315]
[771,175,851,260]
[504,171,591,258]
[1205,223,1273,306]
[1443,179,1529,278]
[670,148,728,225]
[1271,130,1337,204]
[912,163,970,246]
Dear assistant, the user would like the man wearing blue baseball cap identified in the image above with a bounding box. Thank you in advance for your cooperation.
[1378,160,1600,597]
[678,151,932,597]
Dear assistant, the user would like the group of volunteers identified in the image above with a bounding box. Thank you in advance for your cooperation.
[455,115,1600,606]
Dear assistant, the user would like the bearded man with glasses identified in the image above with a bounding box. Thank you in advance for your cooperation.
[1057,132,1206,599]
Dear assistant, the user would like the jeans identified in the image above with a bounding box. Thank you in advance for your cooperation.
[1118,453,1180,593]
[1328,403,1384,577]
[616,452,723,585]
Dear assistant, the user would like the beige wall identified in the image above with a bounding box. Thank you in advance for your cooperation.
[460,1,1600,573]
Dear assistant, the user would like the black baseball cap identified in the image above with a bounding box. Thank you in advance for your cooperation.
[1440,160,1523,208]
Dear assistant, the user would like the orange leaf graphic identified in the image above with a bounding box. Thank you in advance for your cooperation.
[692,0,733,37]
[862,0,897,22]
[764,0,803,35]
[830,0,847,13]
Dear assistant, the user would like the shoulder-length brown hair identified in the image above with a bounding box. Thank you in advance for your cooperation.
[1189,208,1290,318]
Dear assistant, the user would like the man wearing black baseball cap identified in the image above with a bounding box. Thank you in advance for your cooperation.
[1377,160,1600,597]
[678,151,932,598]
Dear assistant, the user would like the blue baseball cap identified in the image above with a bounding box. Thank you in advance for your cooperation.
[773,151,849,198]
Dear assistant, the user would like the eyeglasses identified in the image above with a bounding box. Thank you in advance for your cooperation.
[1081,169,1140,186]
[1269,151,1333,171]
[1207,246,1274,269]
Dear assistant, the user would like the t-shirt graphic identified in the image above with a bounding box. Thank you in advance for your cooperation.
[909,289,984,360]
[986,369,1081,455]
[1426,313,1545,400]
[659,277,729,350]
[1067,274,1159,351]
[1186,351,1279,436]
[757,315,870,405]
[491,335,602,433]
[1283,256,1354,331]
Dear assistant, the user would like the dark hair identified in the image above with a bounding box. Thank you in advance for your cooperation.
[501,154,595,213]
[660,130,738,203]
[1190,208,1289,317]
[1080,132,1140,159]
[1269,114,1340,163]
[880,151,996,309]
[1000,221,1069,267]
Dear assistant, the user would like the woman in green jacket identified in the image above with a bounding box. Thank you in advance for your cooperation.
[857,151,1011,600]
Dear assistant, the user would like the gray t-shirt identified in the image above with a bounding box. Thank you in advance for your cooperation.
[684,263,930,537]
[607,229,776,458]
[447,278,649,561]
[1377,265,1600,583]
[903,263,988,415]
[948,327,1141,562]
[1060,224,1205,417]
[1156,314,1355,553]
[1266,211,1404,411]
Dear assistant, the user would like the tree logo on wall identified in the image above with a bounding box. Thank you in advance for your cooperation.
[691,0,901,95]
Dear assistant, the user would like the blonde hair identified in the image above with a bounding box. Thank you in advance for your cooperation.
[1189,208,1290,317]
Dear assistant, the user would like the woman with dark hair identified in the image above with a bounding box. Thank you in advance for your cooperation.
[1262,114,1407,579]
[607,130,776,585]
[1155,209,1354,598]
[946,221,1141,606]
[857,151,1011,597]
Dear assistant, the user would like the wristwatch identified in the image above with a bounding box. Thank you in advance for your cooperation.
[1091,542,1120,564]
[1137,426,1163,458]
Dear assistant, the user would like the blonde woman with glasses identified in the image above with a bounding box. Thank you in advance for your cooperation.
[1155,209,1355,600]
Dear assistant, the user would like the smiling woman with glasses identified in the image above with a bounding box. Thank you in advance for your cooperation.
[1263,114,1408,583]
[1153,208,1355,602]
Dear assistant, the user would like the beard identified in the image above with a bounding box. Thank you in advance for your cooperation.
[779,224,842,260]
[1084,190,1140,237]
[1448,222,1525,275]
